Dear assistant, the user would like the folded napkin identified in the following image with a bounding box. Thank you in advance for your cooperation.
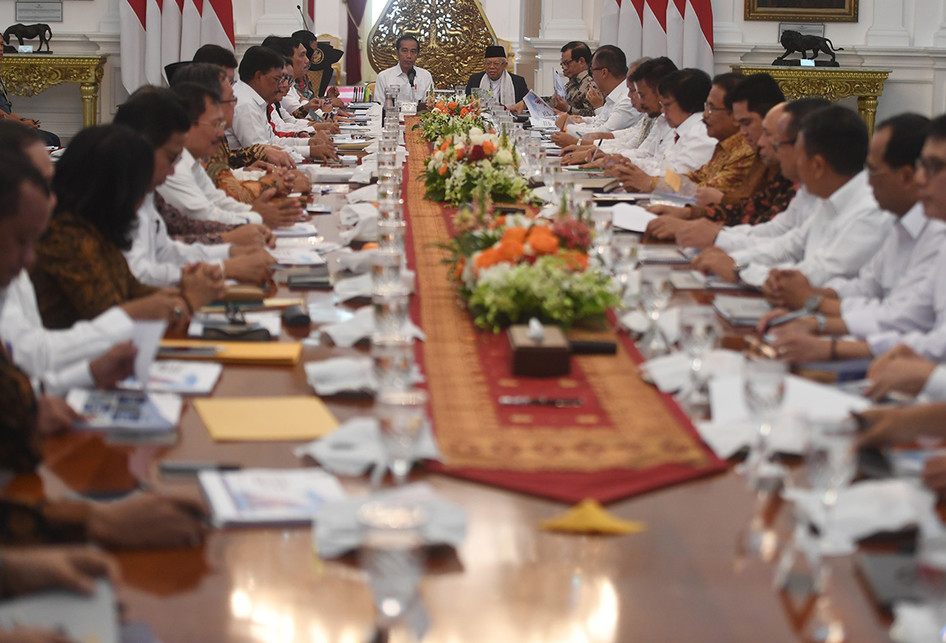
[294,416,440,477]
[336,248,379,274]
[273,222,319,238]
[346,184,379,204]
[348,163,375,184]
[338,203,379,244]
[320,306,425,348]
[890,603,941,643]
[619,306,680,344]
[362,145,408,163]
[332,271,416,303]
[639,349,745,393]
[312,482,466,559]
[696,414,806,460]
[231,168,266,181]
[306,303,355,325]
[540,499,646,535]
[304,356,424,395]
[784,479,935,546]
[299,165,358,183]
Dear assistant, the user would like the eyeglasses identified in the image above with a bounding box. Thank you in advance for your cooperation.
[704,102,729,115]
[772,137,796,151]
[560,58,574,67]
[195,120,227,132]
[916,156,946,178]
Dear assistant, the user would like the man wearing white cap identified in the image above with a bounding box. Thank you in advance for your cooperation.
[465,45,529,108]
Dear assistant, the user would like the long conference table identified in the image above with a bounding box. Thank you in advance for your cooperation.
[20,121,897,642]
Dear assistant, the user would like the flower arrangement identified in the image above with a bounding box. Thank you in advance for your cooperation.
[441,204,619,332]
[423,128,532,205]
[415,95,489,142]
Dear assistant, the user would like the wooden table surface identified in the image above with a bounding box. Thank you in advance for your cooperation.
[30,181,896,643]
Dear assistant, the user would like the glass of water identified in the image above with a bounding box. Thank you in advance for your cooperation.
[376,388,429,485]
[677,305,720,415]
[371,335,415,392]
[742,358,787,491]
[805,416,858,556]
[371,249,405,296]
[639,265,672,358]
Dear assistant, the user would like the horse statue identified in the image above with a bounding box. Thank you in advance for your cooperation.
[2,23,53,53]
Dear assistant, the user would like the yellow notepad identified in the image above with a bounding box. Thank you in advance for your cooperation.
[194,397,339,441]
[159,339,302,366]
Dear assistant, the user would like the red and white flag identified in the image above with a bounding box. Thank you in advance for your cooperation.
[305,0,316,30]
[599,0,713,74]
[120,0,234,93]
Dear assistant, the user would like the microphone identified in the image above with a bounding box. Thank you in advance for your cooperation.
[296,5,309,30]
[407,68,416,88]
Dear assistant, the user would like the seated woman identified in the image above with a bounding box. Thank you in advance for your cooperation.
[29,124,221,330]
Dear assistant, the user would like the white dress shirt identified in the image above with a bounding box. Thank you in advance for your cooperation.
[730,172,892,287]
[920,365,946,400]
[827,204,946,340]
[270,102,313,134]
[566,83,640,137]
[156,148,261,227]
[620,112,716,177]
[599,115,656,154]
[714,186,816,253]
[0,271,134,396]
[374,65,434,106]
[227,80,309,157]
[124,192,231,287]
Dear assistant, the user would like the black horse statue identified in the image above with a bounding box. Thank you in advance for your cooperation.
[2,23,53,53]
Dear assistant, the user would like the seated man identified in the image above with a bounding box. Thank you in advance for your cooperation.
[229,46,336,162]
[511,41,596,117]
[116,86,275,287]
[374,34,434,107]
[160,83,304,229]
[551,45,640,147]
[262,36,340,135]
[692,105,892,288]
[0,149,207,550]
[465,45,528,108]
[604,68,716,191]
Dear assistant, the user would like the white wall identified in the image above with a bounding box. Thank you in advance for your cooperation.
[5,0,946,140]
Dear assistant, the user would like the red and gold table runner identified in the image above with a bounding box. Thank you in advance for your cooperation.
[402,117,726,502]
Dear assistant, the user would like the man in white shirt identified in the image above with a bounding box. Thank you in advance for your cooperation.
[116,87,275,287]
[551,45,640,146]
[227,46,336,161]
[604,68,716,190]
[693,105,892,289]
[374,34,435,107]
[160,83,303,231]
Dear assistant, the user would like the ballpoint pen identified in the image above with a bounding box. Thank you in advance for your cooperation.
[498,396,583,408]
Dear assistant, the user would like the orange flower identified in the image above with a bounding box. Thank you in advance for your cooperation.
[497,239,525,262]
[455,147,465,159]
[460,107,469,117]
[453,257,466,280]
[438,164,448,176]
[560,251,588,270]
[502,226,528,244]
[447,101,458,110]
[435,100,445,110]
[482,140,497,156]
[474,247,502,271]
[527,227,560,255]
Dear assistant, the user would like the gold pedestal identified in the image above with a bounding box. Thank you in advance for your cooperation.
[730,65,891,136]
[0,54,107,128]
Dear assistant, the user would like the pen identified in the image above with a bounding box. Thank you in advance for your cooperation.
[590,138,603,162]
[158,346,220,357]
[762,308,811,332]
[498,396,583,408]
[160,461,242,475]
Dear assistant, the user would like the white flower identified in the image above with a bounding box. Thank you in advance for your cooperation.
[494,149,513,166]
[469,127,484,138]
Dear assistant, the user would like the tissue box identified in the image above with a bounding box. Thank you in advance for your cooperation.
[507,325,571,377]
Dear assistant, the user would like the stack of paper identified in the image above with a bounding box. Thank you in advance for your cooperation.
[194,396,339,442]
[610,203,657,233]
[66,389,182,443]
[121,360,223,395]
[712,294,772,326]
[639,246,690,264]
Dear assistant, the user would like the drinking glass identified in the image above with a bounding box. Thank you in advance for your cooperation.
[611,234,639,271]
[677,305,720,414]
[742,358,788,491]
[542,157,563,203]
[371,249,405,296]
[639,265,672,358]
[372,290,410,338]
[805,416,858,556]
[371,335,415,392]
[376,388,429,485]
[377,219,407,254]
[569,189,593,222]
[358,501,427,635]
[590,208,613,264]
[378,197,403,223]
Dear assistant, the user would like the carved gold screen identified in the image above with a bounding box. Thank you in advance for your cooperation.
[367,0,498,87]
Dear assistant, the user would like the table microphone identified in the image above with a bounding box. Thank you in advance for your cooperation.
[407,68,416,89]
[296,5,309,30]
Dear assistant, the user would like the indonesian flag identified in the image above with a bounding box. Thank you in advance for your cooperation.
[600,0,713,75]
[305,0,315,30]
[120,0,234,93]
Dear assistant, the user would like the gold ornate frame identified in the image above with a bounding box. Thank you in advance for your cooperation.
[745,0,858,22]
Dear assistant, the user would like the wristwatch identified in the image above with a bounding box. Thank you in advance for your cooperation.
[732,261,749,280]
[812,312,827,334]
[803,294,823,313]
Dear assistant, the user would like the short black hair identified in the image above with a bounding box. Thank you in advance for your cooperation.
[728,73,785,116]
[0,150,50,223]
[52,125,153,251]
[169,62,227,90]
[0,120,44,153]
[798,105,868,176]
[631,56,677,90]
[114,86,190,147]
[262,35,304,60]
[292,30,318,59]
[876,113,931,169]
[562,41,592,67]
[395,34,420,51]
[238,45,286,83]
[928,114,946,142]
[591,45,628,78]
[193,44,237,69]
[782,97,831,141]
[172,82,221,122]
[711,72,744,103]
[658,68,712,114]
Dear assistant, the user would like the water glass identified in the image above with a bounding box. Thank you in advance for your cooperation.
[384,86,401,114]
[371,335,415,391]
[377,175,400,201]
[378,197,403,222]
[638,265,672,359]
[371,249,405,295]
[742,358,787,490]
[378,219,407,254]
[376,388,429,485]
[611,234,639,270]
[358,501,427,628]
[590,207,613,263]
[678,305,720,414]
[805,416,858,556]
[372,291,410,338]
